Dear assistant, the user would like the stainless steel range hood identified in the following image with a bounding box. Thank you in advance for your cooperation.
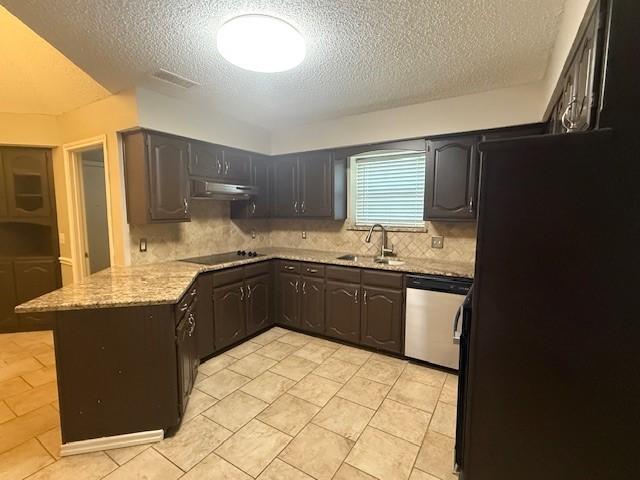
[190,180,258,200]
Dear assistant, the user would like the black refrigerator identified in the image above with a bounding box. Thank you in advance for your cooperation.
[456,2,640,477]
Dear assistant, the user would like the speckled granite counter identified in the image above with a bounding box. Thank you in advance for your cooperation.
[15,247,474,313]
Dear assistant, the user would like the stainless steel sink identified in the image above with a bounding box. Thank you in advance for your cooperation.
[374,257,405,266]
[336,254,359,261]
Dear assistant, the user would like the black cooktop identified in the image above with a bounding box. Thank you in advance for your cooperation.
[181,250,264,265]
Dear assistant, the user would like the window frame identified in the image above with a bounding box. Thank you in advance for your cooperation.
[347,147,427,231]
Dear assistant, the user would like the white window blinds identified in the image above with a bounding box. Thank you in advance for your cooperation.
[353,151,426,227]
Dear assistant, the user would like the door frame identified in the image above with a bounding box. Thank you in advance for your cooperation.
[62,135,115,282]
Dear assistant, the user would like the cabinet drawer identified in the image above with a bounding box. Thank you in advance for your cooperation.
[212,267,244,288]
[302,263,325,277]
[279,261,301,274]
[175,283,198,321]
[244,261,270,279]
[326,265,360,283]
[361,270,403,290]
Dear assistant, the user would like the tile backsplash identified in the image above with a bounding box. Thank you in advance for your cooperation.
[128,202,476,265]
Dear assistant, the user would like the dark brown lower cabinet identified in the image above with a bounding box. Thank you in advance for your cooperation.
[213,281,246,350]
[360,286,403,353]
[277,272,300,327]
[325,281,361,343]
[300,277,325,333]
[13,258,58,304]
[195,274,214,358]
[246,273,271,335]
[0,260,16,321]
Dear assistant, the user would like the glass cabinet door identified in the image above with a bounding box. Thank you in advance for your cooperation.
[2,148,50,218]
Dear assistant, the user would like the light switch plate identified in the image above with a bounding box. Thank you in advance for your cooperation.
[139,238,147,252]
[302,231,307,239]
[431,236,444,249]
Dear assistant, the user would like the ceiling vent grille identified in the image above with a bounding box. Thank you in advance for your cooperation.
[150,69,199,89]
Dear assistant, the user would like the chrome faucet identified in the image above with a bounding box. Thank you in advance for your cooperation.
[365,224,394,260]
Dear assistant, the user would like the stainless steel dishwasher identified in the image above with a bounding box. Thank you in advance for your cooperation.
[404,274,472,369]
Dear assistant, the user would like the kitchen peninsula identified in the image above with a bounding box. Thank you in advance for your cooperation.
[15,247,473,455]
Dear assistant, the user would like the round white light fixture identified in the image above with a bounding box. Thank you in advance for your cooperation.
[217,14,305,73]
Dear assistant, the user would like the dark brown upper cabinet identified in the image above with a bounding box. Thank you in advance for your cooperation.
[246,273,272,335]
[213,281,246,350]
[360,286,403,354]
[2,148,51,218]
[189,141,222,178]
[221,148,251,184]
[325,280,361,343]
[230,155,271,219]
[272,151,345,219]
[272,155,299,217]
[299,151,333,217]
[122,130,191,224]
[424,136,480,221]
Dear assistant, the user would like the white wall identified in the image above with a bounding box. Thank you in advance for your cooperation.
[135,88,271,155]
[270,83,547,154]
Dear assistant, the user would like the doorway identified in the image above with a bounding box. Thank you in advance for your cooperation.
[79,148,110,274]
[63,136,115,282]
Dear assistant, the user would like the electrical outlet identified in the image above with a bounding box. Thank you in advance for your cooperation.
[431,236,444,249]
[59,233,65,245]
[251,230,256,239]
[139,238,147,252]
[302,231,307,239]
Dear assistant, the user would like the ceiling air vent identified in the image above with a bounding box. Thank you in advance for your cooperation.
[150,69,199,89]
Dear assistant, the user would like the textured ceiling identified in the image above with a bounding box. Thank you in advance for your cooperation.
[0,6,109,115]
[1,0,566,128]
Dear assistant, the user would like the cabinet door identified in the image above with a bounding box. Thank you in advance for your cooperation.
[189,141,222,178]
[147,134,191,222]
[250,156,271,218]
[213,281,246,350]
[176,314,191,415]
[272,156,299,217]
[0,153,7,217]
[246,274,272,335]
[0,260,16,320]
[300,277,325,333]
[2,148,51,218]
[222,148,251,184]
[299,151,332,217]
[276,272,300,327]
[13,258,58,304]
[572,11,598,132]
[196,274,214,359]
[325,281,360,343]
[425,136,479,221]
[360,287,403,353]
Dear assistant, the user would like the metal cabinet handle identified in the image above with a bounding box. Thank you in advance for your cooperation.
[301,200,305,213]
[294,201,298,214]
[468,196,474,213]
[561,97,578,132]
[306,268,318,274]
[180,302,189,312]
[302,281,307,295]
[354,288,359,304]
[453,305,463,344]
[183,198,189,215]
[250,201,256,215]
[190,288,197,297]
[187,313,196,336]
[246,285,252,299]
[363,290,367,305]
[284,265,295,271]
[217,159,222,176]
[295,280,299,294]
[240,286,244,301]
[224,160,230,176]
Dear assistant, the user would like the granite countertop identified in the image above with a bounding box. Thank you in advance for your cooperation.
[15,247,474,313]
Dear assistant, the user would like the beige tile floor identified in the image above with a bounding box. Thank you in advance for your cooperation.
[0,327,459,480]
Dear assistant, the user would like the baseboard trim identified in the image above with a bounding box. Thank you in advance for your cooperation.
[60,430,164,456]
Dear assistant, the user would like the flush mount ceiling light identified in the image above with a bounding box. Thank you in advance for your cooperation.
[216,14,305,73]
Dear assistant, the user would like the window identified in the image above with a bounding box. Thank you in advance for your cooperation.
[350,150,426,227]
